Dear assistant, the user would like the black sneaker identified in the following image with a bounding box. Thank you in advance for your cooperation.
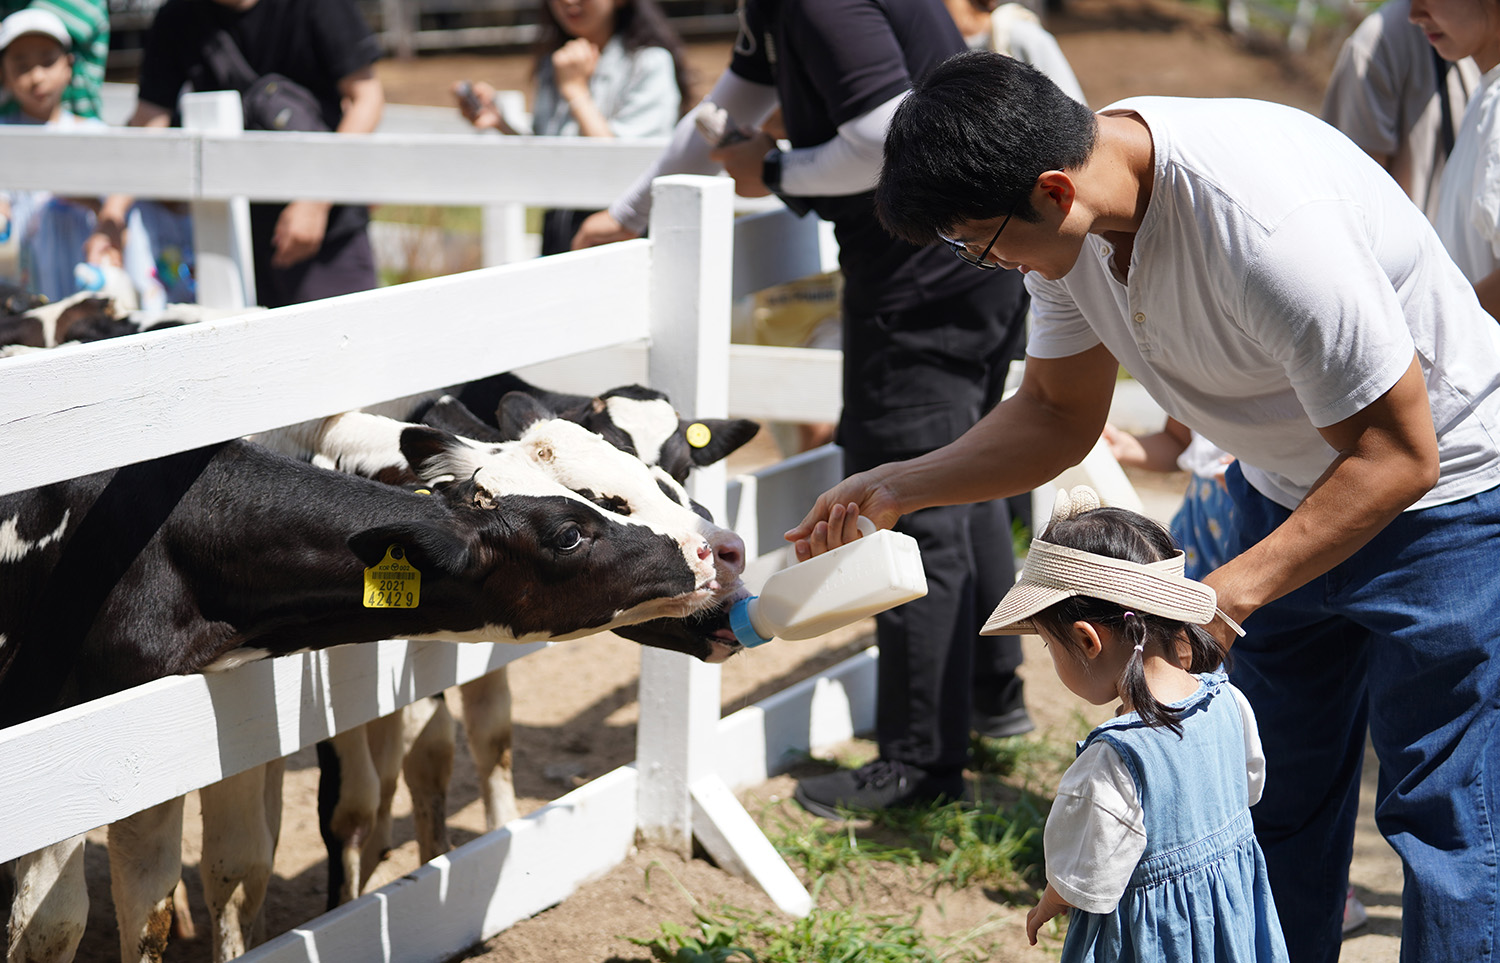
[973,677,1036,739]
[793,759,965,820]
[973,706,1036,739]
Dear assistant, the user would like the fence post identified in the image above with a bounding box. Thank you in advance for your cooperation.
[637,174,733,852]
[180,91,255,309]
[639,175,811,915]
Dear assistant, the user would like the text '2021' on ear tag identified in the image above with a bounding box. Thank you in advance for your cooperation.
[364,544,421,608]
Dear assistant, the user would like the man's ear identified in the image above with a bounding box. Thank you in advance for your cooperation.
[1036,170,1077,217]
[1072,619,1105,660]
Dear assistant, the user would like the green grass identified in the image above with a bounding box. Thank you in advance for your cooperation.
[631,902,1001,963]
[629,720,1095,962]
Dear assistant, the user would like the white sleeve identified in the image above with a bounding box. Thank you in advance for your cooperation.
[1044,741,1146,914]
[779,91,905,198]
[1229,684,1267,807]
[607,69,779,234]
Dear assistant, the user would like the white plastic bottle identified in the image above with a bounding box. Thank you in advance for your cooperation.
[730,517,928,647]
[74,262,139,312]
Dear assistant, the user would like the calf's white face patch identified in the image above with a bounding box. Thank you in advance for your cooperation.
[0,509,71,564]
[603,396,678,467]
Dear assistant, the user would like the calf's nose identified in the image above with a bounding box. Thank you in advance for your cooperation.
[712,530,746,579]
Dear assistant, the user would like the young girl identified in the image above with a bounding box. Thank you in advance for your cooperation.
[1414,0,1500,320]
[454,0,691,255]
[986,486,1288,962]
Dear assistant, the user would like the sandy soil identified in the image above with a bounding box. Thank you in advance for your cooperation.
[7,2,1408,959]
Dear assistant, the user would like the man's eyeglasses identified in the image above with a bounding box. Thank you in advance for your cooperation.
[938,196,1021,270]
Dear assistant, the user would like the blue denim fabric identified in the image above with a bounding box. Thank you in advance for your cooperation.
[1226,463,1500,963]
[1060,674,1289,962]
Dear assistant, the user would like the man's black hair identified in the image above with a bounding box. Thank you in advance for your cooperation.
[876,50,1098,245]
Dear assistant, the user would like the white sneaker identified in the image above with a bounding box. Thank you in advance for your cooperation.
[1342,884,1369,936]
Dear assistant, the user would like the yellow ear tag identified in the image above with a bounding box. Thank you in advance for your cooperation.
[686,422,712,448]
[363,544,421,609]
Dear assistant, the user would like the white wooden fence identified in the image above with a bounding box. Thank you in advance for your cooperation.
[0,93,854,960]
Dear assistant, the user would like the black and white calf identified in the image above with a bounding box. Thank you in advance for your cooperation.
[271,384,760,910]
[1,422,742,963]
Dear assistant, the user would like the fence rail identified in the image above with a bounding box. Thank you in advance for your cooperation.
[0,91,844,954]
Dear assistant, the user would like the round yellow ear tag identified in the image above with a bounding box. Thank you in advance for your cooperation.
[363,544,421,608]
[686,422,712,448]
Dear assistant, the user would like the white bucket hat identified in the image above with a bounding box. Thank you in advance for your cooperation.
[981,485,1245,637]
[0,8,72,56]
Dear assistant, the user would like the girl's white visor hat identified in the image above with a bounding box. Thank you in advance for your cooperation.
[980,539,1245,637]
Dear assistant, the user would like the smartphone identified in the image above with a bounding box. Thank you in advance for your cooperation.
[455,81,484,115]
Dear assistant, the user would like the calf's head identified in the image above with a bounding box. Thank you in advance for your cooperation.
[389,424,746,660]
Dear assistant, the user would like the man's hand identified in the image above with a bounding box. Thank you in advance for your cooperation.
[572,210,639,250]
[709,129,777,198]
[784,464,905,562]
[1026,884,1072,945]
[271,200,332,267]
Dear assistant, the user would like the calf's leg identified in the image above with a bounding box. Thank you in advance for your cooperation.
[458,669,519,830]
[108,797,184,963]
[7,836,87,963]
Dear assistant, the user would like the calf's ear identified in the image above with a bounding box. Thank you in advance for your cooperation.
[349,523,473,577]
[400,425,484,484]
[683,417,761,467]
[496,391,554,439]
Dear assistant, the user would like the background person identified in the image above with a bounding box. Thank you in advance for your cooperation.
[128,0,384,308]
[0,7,130,299]
[454,0,689,256]
[791,50,1500,963]
[0,0,107,122]
[1321,0,1479,221]
[575,0,1037,816]
[1415,0,1500,320]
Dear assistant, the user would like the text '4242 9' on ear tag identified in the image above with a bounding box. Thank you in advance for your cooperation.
[364,544,421,608]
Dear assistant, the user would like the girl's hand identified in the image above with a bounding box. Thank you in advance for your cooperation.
[453,80,505,132]
[784,465,905,562]
[1026,884,1072,945]
[553,38,600,101]
[1101,422,1147,468]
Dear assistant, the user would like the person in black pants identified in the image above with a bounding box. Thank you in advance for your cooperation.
[126,0,384,308]
[574,0,1033,815]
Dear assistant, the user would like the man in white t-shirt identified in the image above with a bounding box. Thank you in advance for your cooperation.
[789,50,1500,963]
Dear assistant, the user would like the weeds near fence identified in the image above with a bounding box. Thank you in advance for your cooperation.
[629,718,1091,963]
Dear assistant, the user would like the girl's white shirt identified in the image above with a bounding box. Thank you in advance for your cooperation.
[1434,63,1500,284]
[1044,682,1266,915]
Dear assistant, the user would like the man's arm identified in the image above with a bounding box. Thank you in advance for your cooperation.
[1202,353,1438,644]
[786,343,1119,558]
[270,66,383,268]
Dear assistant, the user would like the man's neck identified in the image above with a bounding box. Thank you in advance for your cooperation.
[1088,111,1155,241]
[21,103,63,124]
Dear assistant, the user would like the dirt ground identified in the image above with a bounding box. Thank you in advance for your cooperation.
[25,1,1410,960]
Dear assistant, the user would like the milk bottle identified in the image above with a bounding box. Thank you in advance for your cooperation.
[730,517,927,646]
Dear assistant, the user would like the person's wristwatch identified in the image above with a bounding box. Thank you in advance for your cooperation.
[761,148,785,193]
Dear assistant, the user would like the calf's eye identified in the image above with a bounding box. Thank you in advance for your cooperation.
[553,524,584,553]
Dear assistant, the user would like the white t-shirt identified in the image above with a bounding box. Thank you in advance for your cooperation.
[1027,96,1500,510]
[1045,685,1266,914]
[1434,65,1500,285]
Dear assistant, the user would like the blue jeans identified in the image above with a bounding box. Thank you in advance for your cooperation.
[1226,464,1500,963]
